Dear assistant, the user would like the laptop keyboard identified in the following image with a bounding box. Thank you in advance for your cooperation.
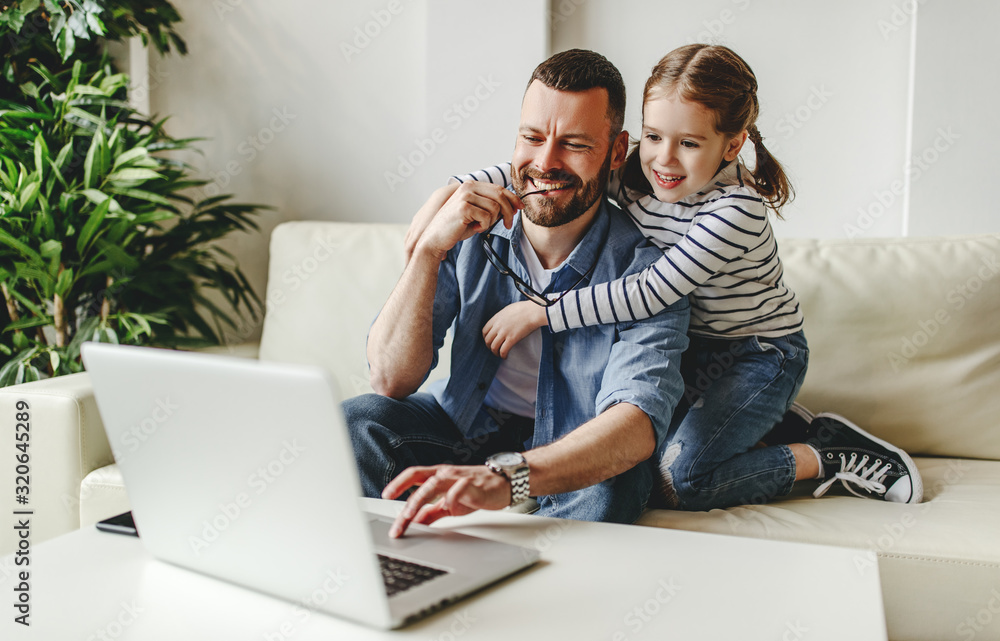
[377,554,448,597]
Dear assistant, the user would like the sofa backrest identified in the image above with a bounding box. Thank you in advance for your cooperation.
[258,222,452,401]
[259,222,1000,461]
[780,233,1000,461]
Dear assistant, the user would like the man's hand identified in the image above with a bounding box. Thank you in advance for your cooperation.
[413,182,523,263]
[381,464,512,538]
[483,301,548,358]
[404,182,460,264]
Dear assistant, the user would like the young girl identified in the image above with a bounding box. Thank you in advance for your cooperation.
[444,44,921,507]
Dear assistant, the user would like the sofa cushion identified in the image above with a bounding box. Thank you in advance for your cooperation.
[780,234,1000,460]
[258,222,452,401]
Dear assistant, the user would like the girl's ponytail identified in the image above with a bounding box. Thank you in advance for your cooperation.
[747,125,793,217]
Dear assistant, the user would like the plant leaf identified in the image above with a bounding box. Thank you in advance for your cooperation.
[84,128,103,188]
[2,317,52,333]
[0,230,43,266]
[69,85,106,97]
[55,267,74,298]
[109,188,174,207]
[17,180,41,211]
[39,239,62,259]
[33,134,48,177]
[77,197,112,255]
[53,142,73,170]
[108,168,160,183]
[56,23,76,61]
[112,147,150,170]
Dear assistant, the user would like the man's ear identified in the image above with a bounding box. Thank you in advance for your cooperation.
[610,130,630,169]
[724,131,748,162]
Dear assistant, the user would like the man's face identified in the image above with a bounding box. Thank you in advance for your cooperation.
[511,81,625,228]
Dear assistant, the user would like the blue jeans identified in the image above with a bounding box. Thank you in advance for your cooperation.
[657,330,809,511]
[343,392,655,524]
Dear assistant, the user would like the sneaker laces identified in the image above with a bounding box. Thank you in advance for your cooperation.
[813,453,890,498]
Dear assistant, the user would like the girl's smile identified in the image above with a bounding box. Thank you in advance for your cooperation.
[639,92,745,203]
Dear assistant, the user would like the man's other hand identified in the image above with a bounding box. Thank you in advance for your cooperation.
[381,464,512,538]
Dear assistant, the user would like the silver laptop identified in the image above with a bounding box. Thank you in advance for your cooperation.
[81,343,539,629]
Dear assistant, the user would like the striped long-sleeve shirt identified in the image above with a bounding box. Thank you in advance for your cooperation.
[451,160,803,339]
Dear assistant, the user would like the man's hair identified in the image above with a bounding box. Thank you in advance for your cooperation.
[526,49,626,139]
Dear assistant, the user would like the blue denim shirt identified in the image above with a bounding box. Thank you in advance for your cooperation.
[424,198,690,449]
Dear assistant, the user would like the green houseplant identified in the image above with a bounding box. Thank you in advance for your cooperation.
[0,1,264,385]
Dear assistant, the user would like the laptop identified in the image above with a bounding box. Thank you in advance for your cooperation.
[81,343,539,629]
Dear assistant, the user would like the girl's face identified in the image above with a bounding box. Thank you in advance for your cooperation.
[639,91,746,203]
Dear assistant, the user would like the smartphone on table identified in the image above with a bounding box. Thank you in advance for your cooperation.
[95,511,139,537]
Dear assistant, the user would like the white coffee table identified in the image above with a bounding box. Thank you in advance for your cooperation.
[1,498,886,640]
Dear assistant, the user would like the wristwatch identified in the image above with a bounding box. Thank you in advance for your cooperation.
[485,452,531,506]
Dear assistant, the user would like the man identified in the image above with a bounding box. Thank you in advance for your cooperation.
[344,49,690,538]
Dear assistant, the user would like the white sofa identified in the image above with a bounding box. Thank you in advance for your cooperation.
[2,221,999,641]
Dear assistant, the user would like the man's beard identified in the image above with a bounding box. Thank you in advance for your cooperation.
[512,150,613,228]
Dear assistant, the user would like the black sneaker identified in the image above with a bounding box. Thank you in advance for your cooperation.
[810,413,923,504]
[759,402,816,447]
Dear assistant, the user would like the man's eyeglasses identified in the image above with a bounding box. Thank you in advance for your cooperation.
[480,219,595,308]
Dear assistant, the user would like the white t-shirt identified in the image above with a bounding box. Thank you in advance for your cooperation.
[483,228,556,418]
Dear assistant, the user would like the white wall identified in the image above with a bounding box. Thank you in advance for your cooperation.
[146,1,999,339]
[907,2,998,237]
[551,0,999,239]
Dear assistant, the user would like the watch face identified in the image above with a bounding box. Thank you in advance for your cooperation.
[493,452,523,466]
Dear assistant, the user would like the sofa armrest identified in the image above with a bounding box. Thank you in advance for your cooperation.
[0,372,110,555]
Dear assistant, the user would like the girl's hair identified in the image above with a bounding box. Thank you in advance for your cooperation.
[623,44,793,215]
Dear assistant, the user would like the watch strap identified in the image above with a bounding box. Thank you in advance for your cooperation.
[508,465,530,505]
[486,454,530,506]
